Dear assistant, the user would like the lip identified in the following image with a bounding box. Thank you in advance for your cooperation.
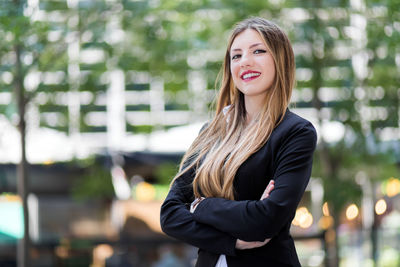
[240,70,261,81]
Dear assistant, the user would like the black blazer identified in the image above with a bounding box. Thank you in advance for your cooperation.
[160,110,317,267]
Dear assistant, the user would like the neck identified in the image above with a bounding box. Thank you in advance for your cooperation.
[244,96,264,125]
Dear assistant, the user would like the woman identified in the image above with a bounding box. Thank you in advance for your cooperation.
[160,17,317,267]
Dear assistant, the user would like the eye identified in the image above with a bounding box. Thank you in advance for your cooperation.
[254,49,267,54]
[231,54,241,60]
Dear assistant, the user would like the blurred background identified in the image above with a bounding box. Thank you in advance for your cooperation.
[0,0,399,266]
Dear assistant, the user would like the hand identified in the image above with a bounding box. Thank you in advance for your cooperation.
[260,180,274,200]
[235,180,275,250]
[235,238,271,250]
[190,197,205,213]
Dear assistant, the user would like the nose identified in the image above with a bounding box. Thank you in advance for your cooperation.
[240,52,252,68]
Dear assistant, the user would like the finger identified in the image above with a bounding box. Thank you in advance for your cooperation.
[267,183,274,194]
[261,188,270,199]
[265,181,274,194]
[267,180,275,191]
[261,190,268,200]
[258,238,270,246]
[268,185,274,196]
[262,238,271,244]
[266,181,275,194]
[261,181,275,200]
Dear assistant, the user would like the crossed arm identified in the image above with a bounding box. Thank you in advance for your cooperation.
[160,168,237,256]
[160,123,316,254]
[160,166,274,255]
[190,124,316,241]
[234,180,275,249]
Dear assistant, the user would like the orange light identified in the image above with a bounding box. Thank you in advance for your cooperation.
[300,213,313,229]
[375,199,387,215]
[346,204,359,220]
[55,246,69,259]
[318,215,333,230]
[136,182,156,202]
[292,207,313,229]
[93,243,114,266]
[386,178,400,197]
[322,202,330,216]
[0,194,21,202]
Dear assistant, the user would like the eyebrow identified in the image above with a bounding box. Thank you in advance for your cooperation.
[231,43,264,52]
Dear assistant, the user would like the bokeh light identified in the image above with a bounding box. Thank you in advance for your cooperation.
[322,202,330,216]
[293,206,313,229]
[346,204,359,221]
[135,182,156,202]
[386,178,400,197]
[375,199,387,215]
[318,215,333,230]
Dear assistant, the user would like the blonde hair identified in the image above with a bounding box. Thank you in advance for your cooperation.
[173,17,295,200]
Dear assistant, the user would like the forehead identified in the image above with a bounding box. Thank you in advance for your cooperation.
[230,29,265,51]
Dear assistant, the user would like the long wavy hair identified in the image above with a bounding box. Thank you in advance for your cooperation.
[172,17,295,200]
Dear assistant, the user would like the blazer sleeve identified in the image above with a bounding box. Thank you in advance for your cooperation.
[192,122,317,242]
[160,162,237,256]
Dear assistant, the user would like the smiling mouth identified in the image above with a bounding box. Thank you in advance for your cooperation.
[241,71,261,81]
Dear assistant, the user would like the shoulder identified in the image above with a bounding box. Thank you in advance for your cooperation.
[272,109,317,146]
[278,109,315,132]
[280,109,313,129]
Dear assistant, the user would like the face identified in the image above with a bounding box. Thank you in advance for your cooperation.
[230,29,276,100]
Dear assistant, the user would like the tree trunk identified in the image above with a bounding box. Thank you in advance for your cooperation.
[332,214,340,267]
[14,41,30,267]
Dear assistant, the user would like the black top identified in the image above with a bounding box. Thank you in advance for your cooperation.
[160,110,317,267]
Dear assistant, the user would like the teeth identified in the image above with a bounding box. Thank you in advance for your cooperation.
[242,72,260,79]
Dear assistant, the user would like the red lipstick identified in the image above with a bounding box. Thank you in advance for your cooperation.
[240,70,261,81]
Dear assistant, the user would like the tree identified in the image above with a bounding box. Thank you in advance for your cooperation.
[291,0,399,266]
[295,2,363,266]
[0,0,68,265]
[364,0,400,265]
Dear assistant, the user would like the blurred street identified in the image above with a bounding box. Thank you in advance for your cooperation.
[0,0,399,266]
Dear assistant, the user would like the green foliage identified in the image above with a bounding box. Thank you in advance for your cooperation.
[1,0,398,217]
[71,157,115,201]
[154,162,180,185]
[0,0,70,132]
[0,2,398,266]
[324,177,362,216]
[127,124,153,134]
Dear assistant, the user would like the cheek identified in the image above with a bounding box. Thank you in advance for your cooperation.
[267,58,276,73]
[230,63,239,79]
[270,62,276,79]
